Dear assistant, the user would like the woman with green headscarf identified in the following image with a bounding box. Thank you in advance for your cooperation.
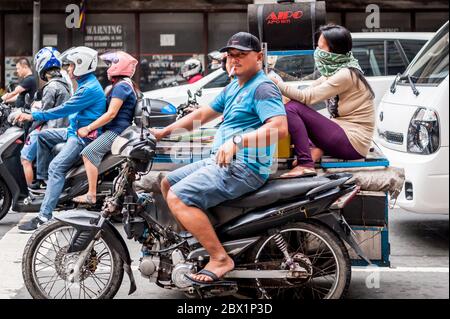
[270,24,375,178]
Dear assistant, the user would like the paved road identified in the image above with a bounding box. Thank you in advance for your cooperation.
[0,207,448,299]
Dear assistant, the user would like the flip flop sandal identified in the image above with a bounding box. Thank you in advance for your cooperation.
[73,194,96,205]
[184,269,236,288]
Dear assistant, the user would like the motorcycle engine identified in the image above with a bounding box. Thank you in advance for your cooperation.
[171,263,196,289]
[139,256,160,279]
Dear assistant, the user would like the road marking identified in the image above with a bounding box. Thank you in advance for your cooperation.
[353,266,449,273]
[0,213,35,299]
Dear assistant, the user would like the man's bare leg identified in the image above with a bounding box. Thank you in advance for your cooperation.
[166,189,234,282]
[21,159,34,186]
[161,177,171,200]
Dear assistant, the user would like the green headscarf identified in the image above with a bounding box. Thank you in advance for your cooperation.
[314,48,363,77]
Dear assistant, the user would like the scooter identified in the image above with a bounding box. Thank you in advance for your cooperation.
[0,96,155,221]
[22,106,371,299]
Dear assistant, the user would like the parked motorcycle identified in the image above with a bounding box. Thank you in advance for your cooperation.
[22,105,370,299]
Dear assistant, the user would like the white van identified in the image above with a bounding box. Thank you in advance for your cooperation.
[375,21,449,214]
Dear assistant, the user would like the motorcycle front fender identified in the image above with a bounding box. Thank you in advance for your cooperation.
[55,210,137,295]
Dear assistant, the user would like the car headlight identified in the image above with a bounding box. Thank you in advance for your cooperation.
[407,108,440,155]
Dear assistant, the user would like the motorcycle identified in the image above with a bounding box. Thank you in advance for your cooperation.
[22,105,370,299]
[0,95,155,221]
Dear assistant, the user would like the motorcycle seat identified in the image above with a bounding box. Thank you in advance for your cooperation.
[220,175,333,209]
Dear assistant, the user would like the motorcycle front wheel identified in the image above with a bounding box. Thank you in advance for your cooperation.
[22,220,124,299]
[240,221,351,299]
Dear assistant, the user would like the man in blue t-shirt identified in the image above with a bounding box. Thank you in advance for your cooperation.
[15,47,106,232]
[150,32,288,286]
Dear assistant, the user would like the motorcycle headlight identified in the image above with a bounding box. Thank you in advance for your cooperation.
[407,108,440,155]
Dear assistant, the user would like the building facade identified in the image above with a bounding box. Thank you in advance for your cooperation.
[0,0,448,91]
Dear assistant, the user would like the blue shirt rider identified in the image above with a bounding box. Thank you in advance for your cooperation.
[16,46,106,232]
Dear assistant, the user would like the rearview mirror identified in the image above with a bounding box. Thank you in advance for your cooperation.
[142,106,152,128]
[187,89,192,98]
[140,98,152,128]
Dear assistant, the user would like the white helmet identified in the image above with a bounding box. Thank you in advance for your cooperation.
[181,58,202,79]
[60,46,98,77]
[208,51,225,70]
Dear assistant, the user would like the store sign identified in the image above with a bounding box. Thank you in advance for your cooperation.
[43,34,58,47]
[160,34,176,47]
[84,25,124,53]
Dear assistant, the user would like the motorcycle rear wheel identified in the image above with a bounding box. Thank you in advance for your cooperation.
[240,221,351,299]
[22,220,124,299]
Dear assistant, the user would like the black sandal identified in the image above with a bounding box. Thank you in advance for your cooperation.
[184,269,236,287]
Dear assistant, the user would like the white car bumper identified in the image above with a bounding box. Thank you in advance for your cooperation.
[379,144,449,214]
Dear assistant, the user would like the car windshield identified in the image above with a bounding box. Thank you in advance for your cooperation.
[402,23,449,85]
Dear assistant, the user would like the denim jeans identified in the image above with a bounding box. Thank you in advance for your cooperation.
[36,129,90,220]
[20,129,40,162]
[166,157,266,212]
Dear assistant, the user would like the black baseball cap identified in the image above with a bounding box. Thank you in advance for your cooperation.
[219,32,262,53]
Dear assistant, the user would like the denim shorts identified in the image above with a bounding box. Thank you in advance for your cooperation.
[20,130,40,162]
[166,157,266,212]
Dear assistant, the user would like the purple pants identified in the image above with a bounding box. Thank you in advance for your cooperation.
[285,101,363,168]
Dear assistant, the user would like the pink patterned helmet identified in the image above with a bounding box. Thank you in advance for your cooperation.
[100,51,138,80]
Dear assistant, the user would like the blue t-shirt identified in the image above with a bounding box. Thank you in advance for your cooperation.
[104,81,137,134]
[32,73,106,138]
[210,70,286,180]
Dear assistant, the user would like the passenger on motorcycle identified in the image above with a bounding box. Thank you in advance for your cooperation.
[73,50,139,205]
[269,24,375,178]
[181,58,204,84]
[15,46,106,232]
[151,32,288,285]
[22,47,72,190]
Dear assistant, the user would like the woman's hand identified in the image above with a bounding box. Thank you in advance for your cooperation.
[268,71,283,86]
[77,126,91,138]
